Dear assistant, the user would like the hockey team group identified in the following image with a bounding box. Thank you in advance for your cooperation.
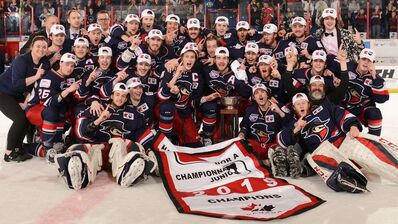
[0,6,392,191]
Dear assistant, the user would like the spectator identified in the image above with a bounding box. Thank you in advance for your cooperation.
[21,0,34,34]
[261,2,274,26]
[47,2,55,15]
[214,0,229,9]
[87,7,96,25]
[355,8,366,32]
[388,11,397,33]
[127,0,139,14]
[249,0,262,30]
[371,5,382,38]
[6,0,18,32]
[39,7,52,29]
[35,0,46,29]
[96,10,110,36]
[302,0,314,16]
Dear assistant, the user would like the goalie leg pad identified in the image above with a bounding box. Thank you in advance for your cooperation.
[117,152,146,187]
[55,151,90,190]
[268,146,288,177]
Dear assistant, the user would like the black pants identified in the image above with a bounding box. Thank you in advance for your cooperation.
[0,92,28,150]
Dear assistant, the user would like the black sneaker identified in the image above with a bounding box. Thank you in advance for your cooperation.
[268,147,288,177]
[4,149,33,162]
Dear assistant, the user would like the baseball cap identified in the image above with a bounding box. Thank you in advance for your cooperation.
[98,46,112,57]
[252,83,268,95]
[146,29,164,40]
[309,75,325,85]
[236,21,250,30]
[88,23,102,32]
[257,54,273,65]
[187,18,200,29]
[215,47,229,57]
[73,37,89,47]
[215,16,229,25]
[165,14,180,24]
[359,49,376,62]
[245,42,259,54]
[262,23,278,34]
[141,9,155,18]
[113,83,129,93]
[291,17,306,26]
[60,53,77,65]
[50,24,66,36]
[125,14,140,23]
[312,50,327,61]
[137,53,151,64]
[180,42,199,55]
[322,8,337,19]
[126,77,143,89]
[292,92,309,105]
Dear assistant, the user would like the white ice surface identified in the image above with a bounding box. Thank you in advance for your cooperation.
[0,96,397,224]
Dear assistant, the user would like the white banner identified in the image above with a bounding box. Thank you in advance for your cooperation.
[153,133,325,221]
[375,66,398,92]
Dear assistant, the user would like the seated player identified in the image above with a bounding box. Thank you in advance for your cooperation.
[57,83,156,189]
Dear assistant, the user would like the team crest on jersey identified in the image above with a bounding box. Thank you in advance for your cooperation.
[300,42,308,50]
[347,81,368,104]
[209,80,232,97]
[176,80,193,103]
[250,123,273,143]
[249,114,259,122]
[302,117,330,142]
[93,76,109,89]
[100,120,131,138]
[263,49,273,55]
[209,70,220,79]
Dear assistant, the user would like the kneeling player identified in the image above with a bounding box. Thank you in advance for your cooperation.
[238,84,286,161]
[56,83,156,189]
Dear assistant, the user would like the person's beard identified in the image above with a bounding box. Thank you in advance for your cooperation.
[310,89,325,101]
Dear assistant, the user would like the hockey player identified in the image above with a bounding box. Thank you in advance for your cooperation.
[0,36,50,162]
[46,24,68,68]
[176,18,205,55]
[116,29,176,74]
[106,14,141,57]
[343,49,389,136]
[238,83,286,160]
[126,77,155,126]
[75,46,119,103]
[257,23,279,56]
[140,9,161,36]
[225,20,253,61]
[75,82,153,147]
[58,83,156,189]
[200,47,252,145]
[230,42,261,82]
[72,37,96,80]
[285,17,324,68]
[25,53,81,162]
[86,23,106,55]
[248,54,289,105]
[157,43,203,146]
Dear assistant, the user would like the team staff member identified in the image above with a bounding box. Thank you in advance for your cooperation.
[0,36,50,162]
